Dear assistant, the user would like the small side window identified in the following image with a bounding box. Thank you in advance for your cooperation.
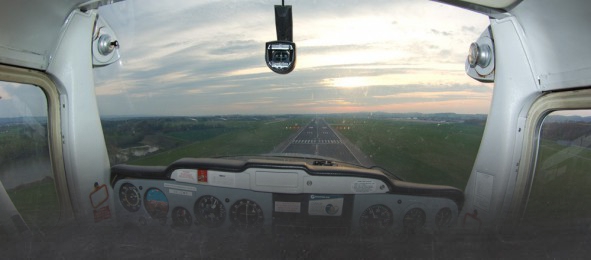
[0,82,60,230]
[524,110,591,228]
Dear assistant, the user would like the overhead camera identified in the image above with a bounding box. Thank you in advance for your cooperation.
[266,41,295,73]
[266,2,296,74]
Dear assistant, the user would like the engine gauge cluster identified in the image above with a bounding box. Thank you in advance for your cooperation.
[403,208,426,234]
[435,207,453,228]
[359,204,393,235]
[194,195,226,227]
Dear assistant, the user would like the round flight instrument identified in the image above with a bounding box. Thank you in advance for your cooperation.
[402,208,426,234]
[359,204,394,235]
[435,207,453,228]
[172,207,192,227]
[144,188,169,221]
[229,199,264,230]
[194,195,226,228]
[119,183,141,212]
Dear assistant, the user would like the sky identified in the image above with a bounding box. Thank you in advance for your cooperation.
[80,1,491,116]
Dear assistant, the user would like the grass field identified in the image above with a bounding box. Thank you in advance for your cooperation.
[166,128,231,142]
[6,114,591,235]
[327,118,485,189]
[7,180,60,230]
[523,140,591,224]
[129,116,484,190]
[130,118,310,165]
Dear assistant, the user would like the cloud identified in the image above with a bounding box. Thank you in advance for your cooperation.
[0,84,12,100]
[0,82,48,117]
[373,90,491,100]
[462,25,482,34]
[94,0,491,116]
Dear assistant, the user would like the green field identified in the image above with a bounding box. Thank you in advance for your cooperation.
[7,179,60,230]
[327,118,485,189]
[6,114,591,232]
[166,128,231,142]
[130,118,310,165]
[0,124,49,163]
[523,140,591,224]
[127,116,485,189]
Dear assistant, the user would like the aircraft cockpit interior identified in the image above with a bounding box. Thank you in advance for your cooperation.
[1,0,591,258]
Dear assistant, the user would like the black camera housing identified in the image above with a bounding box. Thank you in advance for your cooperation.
[266,41,296,74]
[266,4,296,74]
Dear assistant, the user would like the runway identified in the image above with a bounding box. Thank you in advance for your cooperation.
[280,118,361,165]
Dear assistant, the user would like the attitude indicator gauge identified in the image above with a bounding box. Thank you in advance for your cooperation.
[144,188,169,221]
[194,195,226,228]
[119,183,141,212]
[229,199,264,230]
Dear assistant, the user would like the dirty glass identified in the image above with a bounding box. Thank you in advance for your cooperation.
[525,110,591,229]
[94,0,491,190]
[0,81,60,231]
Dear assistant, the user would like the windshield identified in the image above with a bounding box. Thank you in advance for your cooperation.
[94,0,490,189]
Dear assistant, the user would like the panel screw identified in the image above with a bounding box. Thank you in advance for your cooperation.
[307,180,312,186]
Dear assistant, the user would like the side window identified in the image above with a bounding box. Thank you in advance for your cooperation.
[524,110,591,227]
[0,82,60,230]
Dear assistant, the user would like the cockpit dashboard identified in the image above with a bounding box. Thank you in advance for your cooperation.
[111,157,463,241]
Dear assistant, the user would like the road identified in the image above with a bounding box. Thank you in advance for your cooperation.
[278,118,366,165]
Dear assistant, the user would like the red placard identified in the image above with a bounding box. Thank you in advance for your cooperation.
[89,184,109,209]
[198,169,208,183]
[93,206,112,223]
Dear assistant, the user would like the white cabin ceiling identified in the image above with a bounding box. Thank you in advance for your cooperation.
[0,0,115,70]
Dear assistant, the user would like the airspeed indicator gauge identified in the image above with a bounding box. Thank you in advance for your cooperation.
[119,183,141,212]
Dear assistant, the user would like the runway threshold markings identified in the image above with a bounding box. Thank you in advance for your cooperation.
[279,118,362,165]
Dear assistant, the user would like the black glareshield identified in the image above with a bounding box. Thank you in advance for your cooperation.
[266,4,296,74]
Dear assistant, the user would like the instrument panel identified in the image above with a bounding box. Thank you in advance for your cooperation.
[113,179,460,239]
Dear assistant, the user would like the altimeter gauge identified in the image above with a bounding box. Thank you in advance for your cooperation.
[119,183,141,212]
[359,204,394,235]
[194,195,226,228]
[229,199,264,230]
